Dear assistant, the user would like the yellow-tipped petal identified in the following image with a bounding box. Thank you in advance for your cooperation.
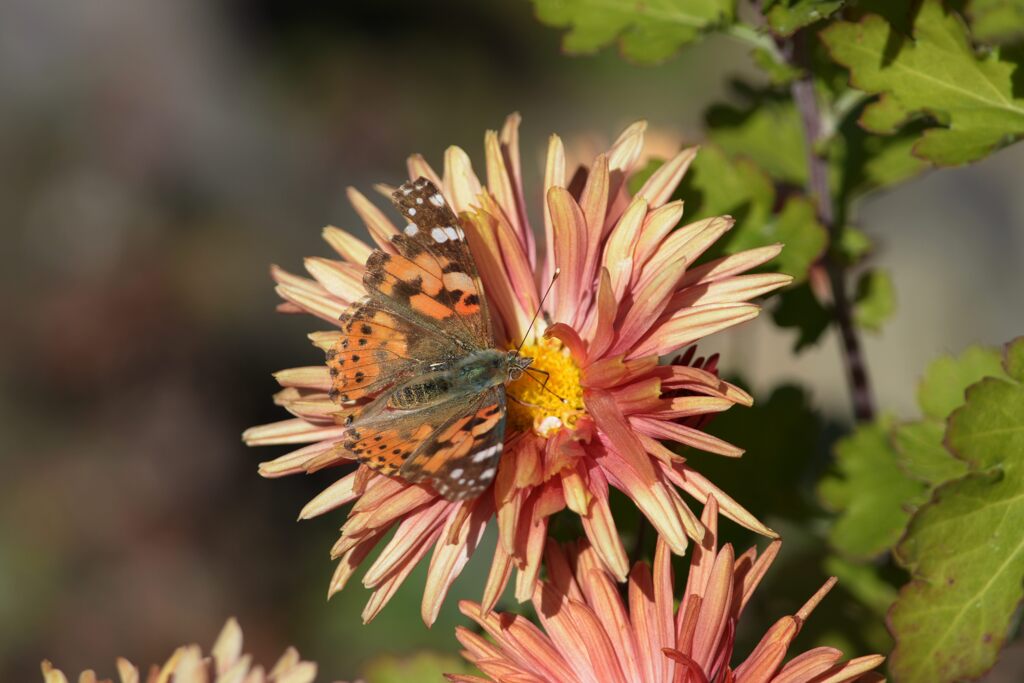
[406,152,443,188]
[630,303,760,359]
[303,256,364,302]
[346,186,398,250]
[634,146,697,208]
[443,145,483,213]
[322,225,373,265]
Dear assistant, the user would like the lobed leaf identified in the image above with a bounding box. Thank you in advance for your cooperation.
[822,0,1024,165]
[763,0,845,36]
[531,0,735,64]
[852,268,896,331]
[889,337,1024,682]
[818,417,929,560]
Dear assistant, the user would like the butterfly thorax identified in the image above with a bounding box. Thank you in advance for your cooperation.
[387,349,530,412]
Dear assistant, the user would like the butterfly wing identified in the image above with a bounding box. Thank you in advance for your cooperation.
[341,386,505,499]
[362,177,493,349]
[330,178,506,498]
[400,386,506,500]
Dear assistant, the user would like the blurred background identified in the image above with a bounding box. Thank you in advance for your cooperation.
[2,0,1022,680]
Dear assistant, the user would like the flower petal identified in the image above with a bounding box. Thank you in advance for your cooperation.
[299,470,362,519]
[629,303,760,359]
[547,186,589,326]
[423,499,492,626]
[322,226,373,265]
[671,273,792,310]
[680,244,783,287]
[304,257,365,303]
[542,134,566,287]
[443,145,484,213]
[602,196,647,302]
[346,186,399,251]
[406,153,443,189]
[634,147,697,209]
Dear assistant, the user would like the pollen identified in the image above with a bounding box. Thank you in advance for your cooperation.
[507,337,585,436]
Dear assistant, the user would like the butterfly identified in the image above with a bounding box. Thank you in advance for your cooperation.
[326,177,534,500]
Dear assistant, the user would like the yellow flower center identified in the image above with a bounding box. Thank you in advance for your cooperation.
[507,337,586,437]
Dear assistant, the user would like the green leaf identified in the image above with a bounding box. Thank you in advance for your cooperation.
[770,282,831,350]
[894,419,968,485]
[818,417,929,559]
[530,0,735,64]
[917,345,1004,419]
[769,198,828,281]
[852,268,896,331]
[834,225,873,265]
[822,0,1024,165]
[763,0,845,36]
[967,0,1024,45]
[890,337,1024,682]
[751,47,804,84]
[364,652,473,683]
[705,88,808,185]
[832,98,931,208]
[825,555,898,616]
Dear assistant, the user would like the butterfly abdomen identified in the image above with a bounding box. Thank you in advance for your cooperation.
[389,376,453,409]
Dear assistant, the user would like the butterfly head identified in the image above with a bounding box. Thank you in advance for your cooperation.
[505,349,534,381]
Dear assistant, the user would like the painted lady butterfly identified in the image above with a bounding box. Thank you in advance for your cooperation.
[327,178,533,500]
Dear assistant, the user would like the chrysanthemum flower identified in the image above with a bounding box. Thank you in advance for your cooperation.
[450,497,885,683]
[244,115,791,624]
[41,618,319,683]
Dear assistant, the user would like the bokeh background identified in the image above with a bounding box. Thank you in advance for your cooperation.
[2,1,1022,680]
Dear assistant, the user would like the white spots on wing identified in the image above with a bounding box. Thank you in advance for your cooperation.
[450,467,464,479]
[401,187,412,196]
[407,207,416,216]
[443,270,475,293]
[431,227,448,243]
[415,197,423,205]
[405,223,419,236]
[480,467,496,481]
[429,193,445,207]
[471,443,501,463]
[444,226,460,241]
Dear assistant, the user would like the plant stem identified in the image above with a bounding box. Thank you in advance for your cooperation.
[788,36,877,423]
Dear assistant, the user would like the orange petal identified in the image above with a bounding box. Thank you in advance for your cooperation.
[422,499,491,626]
[634,146,697,209]
[633,200,685,278]
[579,154,610,286]
[733,617,798,682]
[661,460,776,538]
[770,647,843,683]
[547,186,589,325]
[630,303,760,359]
[690,543,736,671]
[671,273,792,310]
[602,196,647,302]
[541,134,566,286]
[680,244,783,287]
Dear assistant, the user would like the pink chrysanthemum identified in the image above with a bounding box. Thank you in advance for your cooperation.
[450,498,885,683]
[244,115,791,624]
[41,619,320,683]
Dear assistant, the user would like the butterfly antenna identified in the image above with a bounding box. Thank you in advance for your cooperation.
[524,368,568,404]
[516,268,560,355]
